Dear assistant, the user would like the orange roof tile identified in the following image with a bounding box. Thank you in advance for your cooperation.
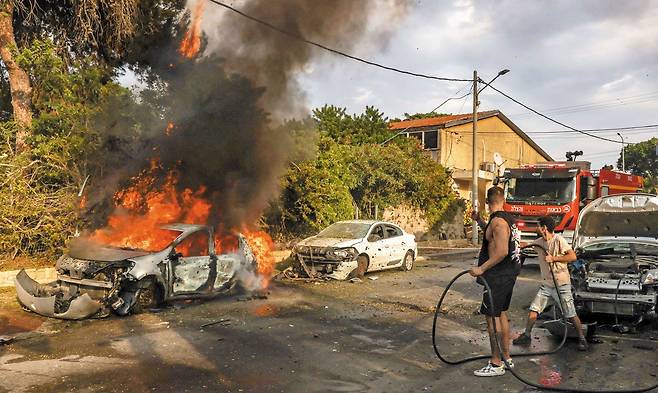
[389,111,498,130]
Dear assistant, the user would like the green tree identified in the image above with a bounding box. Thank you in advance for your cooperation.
[270,106,458,237]
[0,39,152,257]
[312,104,395,145]
[1,0,185,151]
[402,112,450,120]
[620,137,658,193]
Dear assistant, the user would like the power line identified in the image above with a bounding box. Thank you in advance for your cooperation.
[450,124,658,135]
[509,90,658,118]
[487,84,629,144]
[525,124,658,134]
[208,0,472,83]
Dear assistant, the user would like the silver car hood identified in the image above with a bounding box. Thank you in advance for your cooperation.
[573,193,658,249]
[68,238,151,262]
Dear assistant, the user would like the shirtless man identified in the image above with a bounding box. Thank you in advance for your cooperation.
[469,186,521,377]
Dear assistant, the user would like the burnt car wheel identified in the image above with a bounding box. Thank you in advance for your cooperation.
[133,278,162,313]
[400,251,414,271]
[349,255,369,279]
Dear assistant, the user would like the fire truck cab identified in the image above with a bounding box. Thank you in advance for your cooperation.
[500,161,643,244]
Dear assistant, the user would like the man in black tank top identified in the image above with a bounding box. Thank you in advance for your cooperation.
[469,186,521,377]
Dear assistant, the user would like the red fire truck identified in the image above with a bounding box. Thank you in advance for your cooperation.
[500,161,643,243]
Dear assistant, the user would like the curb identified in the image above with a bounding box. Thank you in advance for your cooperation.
[0,267,56,288]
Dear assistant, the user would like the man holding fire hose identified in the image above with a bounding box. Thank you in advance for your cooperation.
[513,216,589,351]
[468,186,522,377]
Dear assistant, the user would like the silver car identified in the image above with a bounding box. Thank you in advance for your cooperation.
[571,193,658,323]
[15,224,256,319]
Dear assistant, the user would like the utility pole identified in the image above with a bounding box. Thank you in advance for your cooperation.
[471,70,479,245]
[617,132,625,172]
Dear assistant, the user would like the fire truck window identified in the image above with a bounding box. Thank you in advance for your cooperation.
[579,177,588,203]
[175,231,209,257]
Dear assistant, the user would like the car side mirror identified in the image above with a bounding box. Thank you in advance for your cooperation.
[368,235,380,242]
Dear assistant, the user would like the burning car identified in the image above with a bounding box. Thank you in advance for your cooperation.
[571,193,658,323]
[15,224,257,319]
[291,220,417,280]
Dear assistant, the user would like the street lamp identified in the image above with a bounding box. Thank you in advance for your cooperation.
[617,132,625,172]
[472,68,510,245]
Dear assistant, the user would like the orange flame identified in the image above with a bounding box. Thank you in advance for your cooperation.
[179,0,206,59]
[88,160,275,289]
[242,229,276,288]
[165,122,174,136]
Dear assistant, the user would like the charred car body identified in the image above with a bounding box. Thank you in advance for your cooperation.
[291,220,417,280]
[571,194,658,323]
[15,224,256,319]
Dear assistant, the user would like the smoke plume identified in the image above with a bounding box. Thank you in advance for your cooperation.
[89,0,411,234]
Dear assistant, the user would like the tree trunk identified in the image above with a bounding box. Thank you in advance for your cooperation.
[0,2,32,152]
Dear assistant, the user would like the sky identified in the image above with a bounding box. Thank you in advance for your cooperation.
[190,0,658,169]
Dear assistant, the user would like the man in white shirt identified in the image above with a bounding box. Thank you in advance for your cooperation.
[513,216,588,351]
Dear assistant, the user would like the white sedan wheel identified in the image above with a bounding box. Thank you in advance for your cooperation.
[401,251,414,271]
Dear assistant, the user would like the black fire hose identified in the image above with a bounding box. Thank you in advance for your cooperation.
[431,247,658,393]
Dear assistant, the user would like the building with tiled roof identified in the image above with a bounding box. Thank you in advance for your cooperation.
[390,110,552,203]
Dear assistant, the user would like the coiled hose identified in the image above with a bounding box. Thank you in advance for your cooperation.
[431,246,658,393]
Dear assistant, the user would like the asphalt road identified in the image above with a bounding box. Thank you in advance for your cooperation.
[0,252,656,393]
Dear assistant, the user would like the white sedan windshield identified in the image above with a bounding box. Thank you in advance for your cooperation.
[317,223,372,239]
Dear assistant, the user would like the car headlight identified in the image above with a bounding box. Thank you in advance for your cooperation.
[330,247,358,260]
[642,269,658,285]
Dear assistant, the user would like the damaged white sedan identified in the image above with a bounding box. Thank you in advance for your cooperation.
[571,193,658,324]
[291,220,417,280]
[15,224,256,319]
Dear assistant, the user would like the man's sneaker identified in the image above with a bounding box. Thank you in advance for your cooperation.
[474,362,506,377]
[513,332,531,346]
[503,358,514,369]
[578,337,589,351]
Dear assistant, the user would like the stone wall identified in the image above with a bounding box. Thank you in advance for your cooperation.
[383,203,465,241]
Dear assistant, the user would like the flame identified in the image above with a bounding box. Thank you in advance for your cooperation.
[179,0,206,59]
[242,229,276,288]
[165,122,174,136]
[79,194,87,210]
[88,159,275,290]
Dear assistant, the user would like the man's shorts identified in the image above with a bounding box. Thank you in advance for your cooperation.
[480,275,518,317]
[529,284,577,318]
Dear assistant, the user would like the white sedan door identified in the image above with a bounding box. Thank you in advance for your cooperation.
[383,225,406,267]
[365,225,390,270]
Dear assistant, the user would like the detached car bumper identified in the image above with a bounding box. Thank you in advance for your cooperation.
[14,269,102,320]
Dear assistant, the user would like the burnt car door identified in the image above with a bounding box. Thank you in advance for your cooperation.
[169,228,217,295]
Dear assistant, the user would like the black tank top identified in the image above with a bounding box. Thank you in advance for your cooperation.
[478,211,521,278]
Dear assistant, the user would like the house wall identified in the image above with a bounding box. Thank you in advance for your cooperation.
[440,116,547,171]
[439,116,548,207]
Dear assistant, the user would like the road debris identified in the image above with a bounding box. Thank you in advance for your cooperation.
[0,336,14,345]
[368,276,379,281]
[200,318,232,328]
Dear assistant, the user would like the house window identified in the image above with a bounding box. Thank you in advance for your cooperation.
[408,132,423,144]
[405,130,439,150]
[424,131,438,149]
